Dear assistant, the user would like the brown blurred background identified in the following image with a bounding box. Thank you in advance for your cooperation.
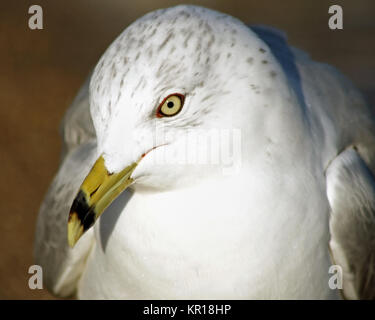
[0,0,374,299]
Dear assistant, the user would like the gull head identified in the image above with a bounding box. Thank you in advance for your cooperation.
[67,5,286,246]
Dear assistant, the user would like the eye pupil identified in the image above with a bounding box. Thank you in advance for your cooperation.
[167,101,174,108]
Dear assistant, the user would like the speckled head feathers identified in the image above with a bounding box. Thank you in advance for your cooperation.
[88,5,287,177]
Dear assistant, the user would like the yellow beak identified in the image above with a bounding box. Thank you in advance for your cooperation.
[67,155,138,247]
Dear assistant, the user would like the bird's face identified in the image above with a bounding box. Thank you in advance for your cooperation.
[68,5,283,246]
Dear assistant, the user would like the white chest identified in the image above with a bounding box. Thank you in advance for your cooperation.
[78,170,338,299]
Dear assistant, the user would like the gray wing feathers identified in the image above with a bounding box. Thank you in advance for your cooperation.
[34,74,97,297]
[326,147,375,299]
[60,73,95,158]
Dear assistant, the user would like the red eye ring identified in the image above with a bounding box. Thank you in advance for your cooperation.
[156,93,185,118]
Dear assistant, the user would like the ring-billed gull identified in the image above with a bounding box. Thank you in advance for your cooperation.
[35,5,375,299]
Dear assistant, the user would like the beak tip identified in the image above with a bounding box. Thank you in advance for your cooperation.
[67,212,84,248]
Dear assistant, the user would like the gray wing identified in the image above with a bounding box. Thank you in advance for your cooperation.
[60,72,96,157]
[34,74,97,297]
[326,147,375,299]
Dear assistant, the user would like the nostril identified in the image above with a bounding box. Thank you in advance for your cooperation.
[90,185,100,197]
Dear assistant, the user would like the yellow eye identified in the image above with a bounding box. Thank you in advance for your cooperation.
[157,94,184,117]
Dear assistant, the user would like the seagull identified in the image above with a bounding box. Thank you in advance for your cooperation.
[34,5,375,299]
